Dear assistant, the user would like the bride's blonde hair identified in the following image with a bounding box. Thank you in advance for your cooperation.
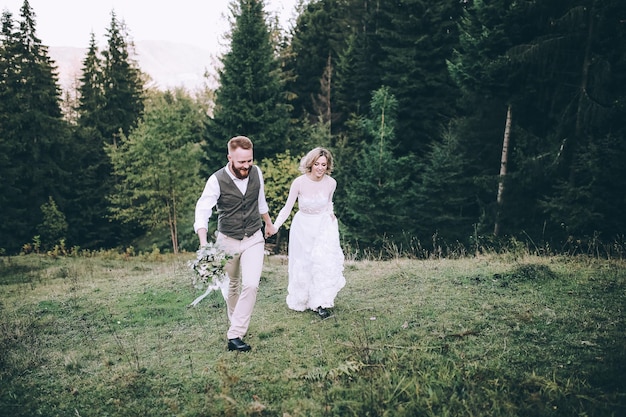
[299,147,334,174]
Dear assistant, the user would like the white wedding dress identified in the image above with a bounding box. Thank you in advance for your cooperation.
[274,174,346,311]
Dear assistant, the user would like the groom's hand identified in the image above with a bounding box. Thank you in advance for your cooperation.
[265,224,277,238]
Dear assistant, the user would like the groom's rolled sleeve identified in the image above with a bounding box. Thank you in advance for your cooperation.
[257,167,269,215]
[194,175,220,233]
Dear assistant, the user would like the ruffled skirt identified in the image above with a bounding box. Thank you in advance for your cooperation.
[286,211,345,311]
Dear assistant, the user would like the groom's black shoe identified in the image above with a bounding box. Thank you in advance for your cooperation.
[228,338,251,352]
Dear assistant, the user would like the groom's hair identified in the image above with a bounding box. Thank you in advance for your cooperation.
[228,136,253,152]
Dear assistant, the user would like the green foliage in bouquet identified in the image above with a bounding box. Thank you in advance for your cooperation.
[188,242,232,290]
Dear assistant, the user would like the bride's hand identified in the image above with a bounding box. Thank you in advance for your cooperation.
[265,224,277,238]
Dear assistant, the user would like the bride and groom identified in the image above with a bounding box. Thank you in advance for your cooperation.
[193,136,344,352]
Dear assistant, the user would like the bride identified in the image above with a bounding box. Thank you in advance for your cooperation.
[270,147,345,318]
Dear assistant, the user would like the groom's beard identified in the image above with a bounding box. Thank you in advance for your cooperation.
[233,165,250,179]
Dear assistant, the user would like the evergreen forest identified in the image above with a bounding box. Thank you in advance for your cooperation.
[1,0,625,257]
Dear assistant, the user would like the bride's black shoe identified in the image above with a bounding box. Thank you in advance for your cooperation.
[316,307,331,319]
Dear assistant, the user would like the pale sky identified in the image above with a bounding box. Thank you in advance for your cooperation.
[2,0,300,50]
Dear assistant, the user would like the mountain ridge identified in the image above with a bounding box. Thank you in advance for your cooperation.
[49,40,220,93]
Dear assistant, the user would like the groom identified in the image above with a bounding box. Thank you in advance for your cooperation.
[194,136,276,352]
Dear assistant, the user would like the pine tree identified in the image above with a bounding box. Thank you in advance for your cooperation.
[311,53,333,129]
[77,32,106,130]
[286,0,375,136]
[334,30,377,132]
[446,0,626,244]
[65,33,111,248]
[100,10,144,142]
[0,1,70,253]
[376,0,461,154]
[202,0,289,176]
[285,0,343,124]
[541,134,626,239]
[68,12,146,249]
[414,125,474,244]
[37,196,68,251]
[339,87,415,249]
[522,0,626,240]
[0,10,22,252]
[447,0,539,238]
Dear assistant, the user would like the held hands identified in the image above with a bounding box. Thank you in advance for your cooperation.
[265,223,277,238]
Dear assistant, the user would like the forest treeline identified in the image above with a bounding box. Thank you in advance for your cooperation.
[1,0,624,257]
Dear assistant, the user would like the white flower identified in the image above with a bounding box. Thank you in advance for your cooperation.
[188,242,232,290]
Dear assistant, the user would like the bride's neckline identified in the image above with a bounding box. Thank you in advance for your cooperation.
[306,173,325,182]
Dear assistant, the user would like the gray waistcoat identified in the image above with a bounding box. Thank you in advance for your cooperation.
[215,166,262,240]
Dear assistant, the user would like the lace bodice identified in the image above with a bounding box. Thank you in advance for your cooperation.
[274,175,336,229]
[299,193,329,214]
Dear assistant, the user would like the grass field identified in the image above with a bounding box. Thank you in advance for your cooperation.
[1,252,625,416]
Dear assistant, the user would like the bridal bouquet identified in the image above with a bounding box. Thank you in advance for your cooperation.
[188,242,232,290]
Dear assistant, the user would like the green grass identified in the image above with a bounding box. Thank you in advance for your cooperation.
[0,253,624,416]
